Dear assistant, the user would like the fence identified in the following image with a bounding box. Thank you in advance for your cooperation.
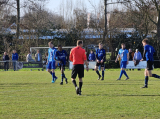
[0,60,160,71]
[0,60,18,71]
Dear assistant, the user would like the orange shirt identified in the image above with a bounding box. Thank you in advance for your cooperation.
[70,46,87,65]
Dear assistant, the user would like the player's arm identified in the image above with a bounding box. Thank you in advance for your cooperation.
[95,50,99,63]
[127,53,129,64]
[65,51,69,62]
[115,54,120,63]
[47,49,50,64]
[141,47,147,61]
[101,50,106,63]
[69,50,73,62]
[83,50,89,71]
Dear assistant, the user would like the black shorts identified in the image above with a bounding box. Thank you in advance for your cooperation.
[71,64,84,79]
[147,60,154,70]
[59,64,65,71]
[96,62,105,67]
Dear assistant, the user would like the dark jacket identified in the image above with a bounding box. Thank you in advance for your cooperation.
[3,55,9,61]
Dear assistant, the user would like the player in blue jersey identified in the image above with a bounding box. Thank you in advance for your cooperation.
[115,43,129,80]
[141,38,160,88]
[55,45,68,85]
[95,43,106,80]
[47,41,57,83]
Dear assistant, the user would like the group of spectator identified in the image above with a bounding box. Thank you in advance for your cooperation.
[26,50,42,62]
[2,49,43,71]
[2,50,18,71]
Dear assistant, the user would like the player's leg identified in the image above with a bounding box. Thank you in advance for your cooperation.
[101,62,105,80]
[60,65,63,85]
[71,65,79,94]
[47,62,52,75]
[118,61,129,80]
[117,61,124,80]
[78,65,84,95]
[95,63,101,80]
[150,61,160,79]
[79,78,83,95]
[141,69,149,88]
[51,61,57,83]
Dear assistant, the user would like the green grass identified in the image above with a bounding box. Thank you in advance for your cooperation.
[1,70,160,119]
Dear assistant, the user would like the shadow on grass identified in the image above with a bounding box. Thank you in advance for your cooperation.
[85,83,144,86]
[84,94,160,97]
[0,83,50,88]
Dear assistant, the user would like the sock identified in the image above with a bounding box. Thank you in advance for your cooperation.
[61,74,63,82]
[145,76,148,86]
[96,70,101,76]
[72,80,77,87]
[63,73,67,79]
[79,82,83,92]
[52,72,55,81]
[123,70,129,78]
[152,74,160,79]
[102,71,104,77]
[119,70,124,79]
[50,72,52,75]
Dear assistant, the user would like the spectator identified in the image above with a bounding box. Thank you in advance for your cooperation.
[12,50,18,71]
[129,49,134,71]
[88,50,96,61]
[26,51,35,62]
[35,50,42,62]
[133,49,142,70]
[129,49,134,61]
[2,52,9,71]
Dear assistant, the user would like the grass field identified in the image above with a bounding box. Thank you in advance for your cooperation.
[1,70,160,119]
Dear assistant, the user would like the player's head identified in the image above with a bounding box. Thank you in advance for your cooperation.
[77,40,83,47]
[48,41,54,48]
[13,50,15,53]
[99,43,103,49]
[58,44,62,51]
[142,38,149,46]
[121,43,125,49]
[4,52,7,55]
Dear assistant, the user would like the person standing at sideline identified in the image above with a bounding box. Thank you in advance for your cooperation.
[35,50,42,62]
[141,38,160,88]
[12,50,18,71]
[88,50,96,61]
[115,43,129,80]
[70,40,89,95]
[2,52,9,71]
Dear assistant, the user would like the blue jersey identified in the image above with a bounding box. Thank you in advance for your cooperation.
[48,47,57,62]
[144,45,155,61]
[55,50,68,65]
[96,49,106,61]
[118,49,129,61]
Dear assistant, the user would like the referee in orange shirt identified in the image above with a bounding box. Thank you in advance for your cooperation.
[70,40,89,95]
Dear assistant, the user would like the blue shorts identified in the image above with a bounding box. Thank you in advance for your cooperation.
[120,61,127,69]
[47,61,56,69]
